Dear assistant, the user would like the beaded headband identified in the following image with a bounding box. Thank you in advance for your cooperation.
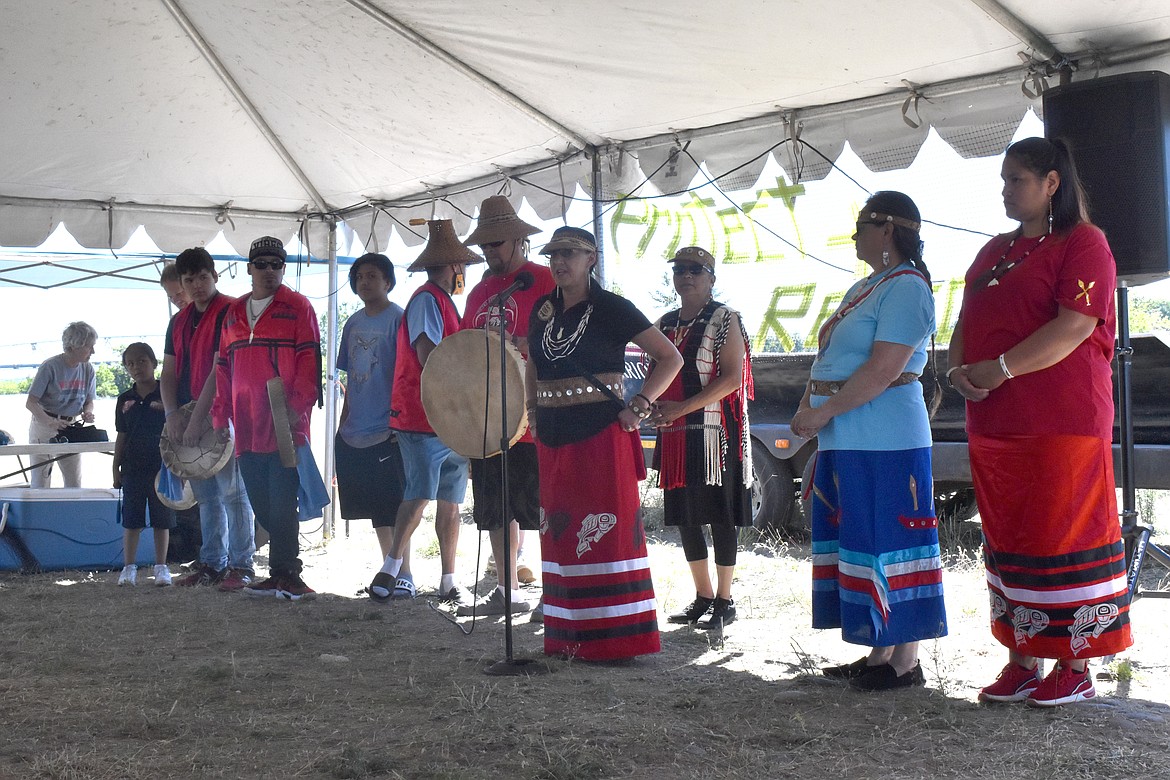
[861,211,921,232]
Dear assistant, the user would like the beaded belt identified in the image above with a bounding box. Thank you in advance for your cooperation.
[535,372,624,408]
[808,371,919,397]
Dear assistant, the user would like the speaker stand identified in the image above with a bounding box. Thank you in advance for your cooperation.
[1117,284,1170,598]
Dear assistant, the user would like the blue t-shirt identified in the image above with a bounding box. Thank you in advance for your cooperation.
[29,353,96,417]
[337,303,404,448]
[405,291,446,351]
[809,267,935,451]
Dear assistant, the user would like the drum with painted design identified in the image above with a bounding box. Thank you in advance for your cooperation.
[421,329,528,458]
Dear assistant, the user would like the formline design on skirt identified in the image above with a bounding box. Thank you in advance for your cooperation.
[536,423,660,660]
[577,513,618,557]
[984,540,1129,657]
[972,432,1132,659]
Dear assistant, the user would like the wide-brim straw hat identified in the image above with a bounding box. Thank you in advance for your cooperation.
[464,196,540,246]
[407,219,485,272]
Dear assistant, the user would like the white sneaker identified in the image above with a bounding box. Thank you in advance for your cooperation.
[118,565,137,586]
[154,564,173,587]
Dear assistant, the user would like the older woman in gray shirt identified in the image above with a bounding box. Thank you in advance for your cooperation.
[26,321,98,488]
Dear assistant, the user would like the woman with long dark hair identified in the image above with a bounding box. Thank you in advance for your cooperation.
[950,137,1131,707]
[792,191,947,692]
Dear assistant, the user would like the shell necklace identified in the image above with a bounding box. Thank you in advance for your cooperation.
[983,232,1047,288]
[541,301,593,361]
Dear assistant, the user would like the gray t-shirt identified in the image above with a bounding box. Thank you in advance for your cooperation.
[29,353,96,417]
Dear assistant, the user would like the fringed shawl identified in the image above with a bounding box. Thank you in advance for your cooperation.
[655,302,754,490]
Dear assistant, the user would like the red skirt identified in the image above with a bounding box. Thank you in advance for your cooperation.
[535,423,659,661]
[970,433,1131,659]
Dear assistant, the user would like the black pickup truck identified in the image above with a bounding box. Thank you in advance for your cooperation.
[627,333,1170,535]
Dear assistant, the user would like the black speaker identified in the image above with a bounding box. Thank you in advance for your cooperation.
[1043,70,1170,286]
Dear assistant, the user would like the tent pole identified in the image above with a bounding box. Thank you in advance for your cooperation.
[591,148,607,288]
[323,218,339,540]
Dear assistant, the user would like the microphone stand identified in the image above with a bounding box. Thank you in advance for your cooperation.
[485,289,547,676]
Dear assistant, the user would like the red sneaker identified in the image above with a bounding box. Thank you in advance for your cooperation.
[277,574,316,602]
[175,564,226,587]
[218,568,254,593]
[978,662,1042,703]
[1026,664,1095,708]
[242,576,282,598]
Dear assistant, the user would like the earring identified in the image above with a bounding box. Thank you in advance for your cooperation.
[882,250,890,267]
[1047,198,1054,235]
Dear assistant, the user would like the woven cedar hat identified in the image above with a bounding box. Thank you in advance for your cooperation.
[464,196,540,246]
[407,220,484,272]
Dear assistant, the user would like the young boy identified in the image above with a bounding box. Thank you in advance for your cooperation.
[114,342,176,586]
[335,253,407,566]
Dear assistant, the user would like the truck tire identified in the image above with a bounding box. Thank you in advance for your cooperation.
[751,439,804,536]
[935,487,979,523]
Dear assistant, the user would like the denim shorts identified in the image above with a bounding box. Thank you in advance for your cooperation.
[396,431,469,503]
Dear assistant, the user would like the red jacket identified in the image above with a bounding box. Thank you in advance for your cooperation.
[212,285,321,455]
[170,291,235,403]
[391,281,462,434]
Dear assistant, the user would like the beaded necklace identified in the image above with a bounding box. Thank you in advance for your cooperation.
[981,232,1047,288]
[541,299,593,361]
[670,306,707,348]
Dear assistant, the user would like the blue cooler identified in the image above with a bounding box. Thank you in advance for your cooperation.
[0,488,157,572]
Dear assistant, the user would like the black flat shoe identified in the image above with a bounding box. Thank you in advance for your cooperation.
[849,662,926,692]
[822,657,872,680]
[697,597,736,630]
[667,595,714,624]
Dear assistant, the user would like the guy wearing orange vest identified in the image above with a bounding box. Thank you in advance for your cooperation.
[368,220,483,603]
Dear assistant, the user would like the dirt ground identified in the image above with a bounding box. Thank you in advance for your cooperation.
[3,501,1170,780]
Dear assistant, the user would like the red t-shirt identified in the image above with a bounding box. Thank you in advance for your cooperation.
[463,261,555,445]
[960,223,1116,439]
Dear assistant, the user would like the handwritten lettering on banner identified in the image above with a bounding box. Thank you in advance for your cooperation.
[608,176,964,354]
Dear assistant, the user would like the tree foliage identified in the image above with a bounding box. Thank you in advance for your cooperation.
[95,362,133,397]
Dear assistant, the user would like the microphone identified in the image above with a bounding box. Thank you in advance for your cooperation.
[492,270,534,304]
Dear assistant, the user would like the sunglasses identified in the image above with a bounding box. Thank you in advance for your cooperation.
[672,264,712,276]
[479,240,507,249]
[854,220,886,233]
[250,259,285,270]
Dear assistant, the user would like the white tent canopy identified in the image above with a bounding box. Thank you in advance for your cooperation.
[4,0,1170,255]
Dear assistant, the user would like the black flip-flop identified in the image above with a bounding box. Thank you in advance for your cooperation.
[369,572,394,603]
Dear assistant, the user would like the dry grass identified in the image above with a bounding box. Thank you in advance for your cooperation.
[2,511,1170,780]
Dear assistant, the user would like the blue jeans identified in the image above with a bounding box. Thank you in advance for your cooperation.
[237,452,301,577]
[189,458,255,572]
